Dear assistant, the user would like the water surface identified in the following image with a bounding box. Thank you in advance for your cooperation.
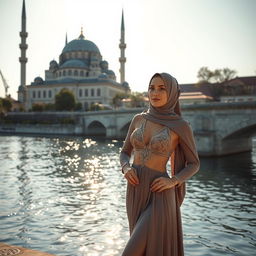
[0,135,255,255]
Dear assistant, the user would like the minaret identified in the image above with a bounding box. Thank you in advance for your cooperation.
[65,32,68,45]
[119,10,126,84]
[18,0,28,105]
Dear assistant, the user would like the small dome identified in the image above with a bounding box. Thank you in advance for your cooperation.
[122,81,129,87]
[106,70,115,75]
[18,85,25,91]
[34,77,44,85]
[49,60,58,70]
[61,59,86,68]
[100,60,108,70]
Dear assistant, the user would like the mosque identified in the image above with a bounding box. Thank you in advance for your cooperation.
[18,0,129,111]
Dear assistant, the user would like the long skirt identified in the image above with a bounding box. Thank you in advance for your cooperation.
[122,164,184,256]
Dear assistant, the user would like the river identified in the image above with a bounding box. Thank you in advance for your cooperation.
[0,135,255,256]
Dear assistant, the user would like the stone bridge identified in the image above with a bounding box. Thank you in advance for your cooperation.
[82,101,256,156]
[1,101,256,156]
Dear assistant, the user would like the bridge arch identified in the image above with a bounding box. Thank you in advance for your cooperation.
[220,116,256,140]
[218,123,256,155]
[120,121,131,138]
[222,123,256,140]
[87,120,106,136]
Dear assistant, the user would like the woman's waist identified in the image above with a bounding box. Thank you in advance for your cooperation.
[132,159,168,173]
[132,163,168,175]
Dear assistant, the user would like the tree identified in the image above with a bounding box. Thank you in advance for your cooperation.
[218,68,237,82]
[112,93,129,108]
[89,103,104,111]
[197,67,214,83]
[32,103,44,112]
[44,103,56,111]
[197,67,237,83]
[74,102,82,111]
[1,97,12,112]
[55,89,76,111]
[129,92,145,108]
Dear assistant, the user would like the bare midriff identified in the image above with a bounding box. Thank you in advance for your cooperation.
[133,150,169,172]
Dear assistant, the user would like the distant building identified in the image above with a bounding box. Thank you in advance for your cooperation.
[179,76,256,104]
[179,92,213,104]
[179,83,214,104]
[18,0,129,111]
[218,76,256,103]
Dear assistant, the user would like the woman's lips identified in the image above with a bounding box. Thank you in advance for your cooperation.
[152,98,160,101]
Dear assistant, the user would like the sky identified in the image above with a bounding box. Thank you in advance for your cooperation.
[0,0,255,99]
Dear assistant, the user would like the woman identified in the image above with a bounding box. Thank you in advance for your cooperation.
[120,72,200,256]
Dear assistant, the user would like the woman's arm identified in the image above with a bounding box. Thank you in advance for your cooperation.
[174,123,200,183]
[119,114,139,173]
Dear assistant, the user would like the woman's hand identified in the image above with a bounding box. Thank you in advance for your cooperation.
[150,177,178,192]
[124,166,139,186]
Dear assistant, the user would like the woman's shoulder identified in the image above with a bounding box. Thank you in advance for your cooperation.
[131,113,144,124]
[127,113,144,129]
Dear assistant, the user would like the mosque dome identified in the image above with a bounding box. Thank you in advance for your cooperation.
[105,70,116,77]
[60,59,87,68]
[18,85,25,91]
[62,31,100,54]
[100,60,109,70]
[34,76,44,85]
[49,60,58,71]
[122,81,129,88]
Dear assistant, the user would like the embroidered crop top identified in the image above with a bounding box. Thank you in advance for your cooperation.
[130,118,173,164]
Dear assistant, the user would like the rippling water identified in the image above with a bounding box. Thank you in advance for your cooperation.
[0,135,255,256]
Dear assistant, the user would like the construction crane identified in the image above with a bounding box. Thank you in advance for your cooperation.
[0,69,10,97]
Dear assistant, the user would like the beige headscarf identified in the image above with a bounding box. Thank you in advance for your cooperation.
[141,72,200,206]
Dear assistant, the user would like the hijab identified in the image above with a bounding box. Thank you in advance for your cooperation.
[141,72,200,206]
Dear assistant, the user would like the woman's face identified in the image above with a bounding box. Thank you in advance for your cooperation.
[148,76,168,108]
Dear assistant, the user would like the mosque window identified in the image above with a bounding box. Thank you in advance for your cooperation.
[63,70,66,76]
[48,90,52,98]
[97,88,101,96]
[79,89,82,97]
[38,91,41,98]
[91,89,94,97]
[43,90,46,98]
[85,89,88,97]
[68,70,72,76]
[74,70,78,76]
[80,70,84,76]
[32,91,36,98]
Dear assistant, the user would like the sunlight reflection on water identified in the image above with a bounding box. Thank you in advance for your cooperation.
[0,135,255,256]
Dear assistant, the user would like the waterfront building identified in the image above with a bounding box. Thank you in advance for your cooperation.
[179,76,256,104]
[18,0,129,111]
[219,76,256,103]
